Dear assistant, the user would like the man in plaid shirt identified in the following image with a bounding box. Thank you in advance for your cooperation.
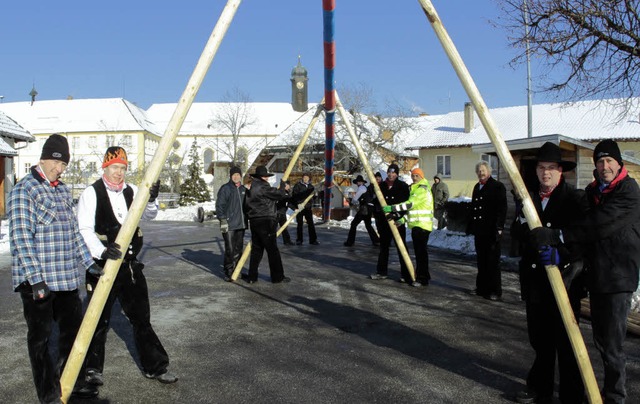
[8,134,100,403]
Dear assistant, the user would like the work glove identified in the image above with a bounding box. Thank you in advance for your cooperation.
[385,212,398,221]
[395,217,406,226]
[529,227,562,247]
[538,245,561,266]
[31,281,50,301]
[87,263,104,277]
[148,180,160,203]
[101,242,122,260]
[382,205,393,213]
[220,219,229,234]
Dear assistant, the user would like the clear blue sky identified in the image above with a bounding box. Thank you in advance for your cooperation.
[0,0,547,115]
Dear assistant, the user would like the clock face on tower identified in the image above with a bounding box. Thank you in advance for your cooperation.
[296,81,305,90]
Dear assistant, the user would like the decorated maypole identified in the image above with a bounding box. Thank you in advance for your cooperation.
[322,0,336,221]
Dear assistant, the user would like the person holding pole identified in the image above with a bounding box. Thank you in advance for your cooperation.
[343,174,380,247]
[216,166,247,281]
[8,134,99,402]
[276,181,294,246]
[467,161,507,301]
[531,139,640,403]
[292,173,319,245]
[382,168,434,286]
[77,146,177,387]
[245,165,292,283]
[370,163,411,283]
[515,142,587,404]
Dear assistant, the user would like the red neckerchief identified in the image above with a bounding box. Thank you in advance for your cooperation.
[478,178,488,186]
[102,174,124,192]
[588,166,628,205]
[539,176,562,200]
[35,165,59,187]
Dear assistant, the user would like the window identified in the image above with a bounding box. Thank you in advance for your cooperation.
[87,162,97,173]
[481,154,499,177]
[623,150,635,158]
[436,155,451,177]
[122,135,131,147]
[24,163,31,175]
[203,148,214,167]
[106,135,115,148]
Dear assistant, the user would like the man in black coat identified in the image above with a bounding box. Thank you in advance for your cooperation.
[292,173,318,245]
[216,166,247,281]
[370,164,412,283]
[244,166,292,283]
[467,161,507,301]
[516,142,587,404]
[532,139,640,403]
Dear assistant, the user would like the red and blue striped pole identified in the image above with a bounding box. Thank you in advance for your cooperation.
[322,0,336,222]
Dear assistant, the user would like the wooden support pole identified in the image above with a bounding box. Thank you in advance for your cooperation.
[335,92,416,282]
[59,1,242,401]
[230,101,325,281]
[416,1,601,402]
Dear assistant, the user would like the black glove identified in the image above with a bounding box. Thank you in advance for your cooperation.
[101,242,122,260]
[220,218,229,234]
[529,227,562,247]
[148,180,160,203]
[87,263,104,277]
[31,281,50,301]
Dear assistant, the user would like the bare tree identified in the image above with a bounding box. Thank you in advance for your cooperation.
[208,87,258,171]
[496,0,640,110]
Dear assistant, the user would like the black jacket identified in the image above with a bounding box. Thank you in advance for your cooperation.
[245,178,289,220]
[564,169,640,294]
[517,179,587,302]
[374,178,410,221]
[216,180,247,230]
[467,176,507,237]
[292,181,315,209]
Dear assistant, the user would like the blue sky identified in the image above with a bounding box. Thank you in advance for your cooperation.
[0,1,547,115]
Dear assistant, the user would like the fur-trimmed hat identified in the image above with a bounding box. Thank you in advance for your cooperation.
[40,134,70,164]
[536,142,576,171]
[593,139,623,167]
[102,146,128,168]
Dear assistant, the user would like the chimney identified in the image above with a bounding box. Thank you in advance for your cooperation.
[464,102,474,133]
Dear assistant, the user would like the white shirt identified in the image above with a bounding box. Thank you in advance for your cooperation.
[77,181,158,259]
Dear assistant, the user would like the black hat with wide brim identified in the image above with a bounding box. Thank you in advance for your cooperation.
[250,165,274,178]
[535,142,577,171]
[353,174,367,184]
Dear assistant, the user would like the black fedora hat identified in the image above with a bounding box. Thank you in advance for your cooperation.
[250,165,274,178]
[353,174,367,184]
[535,142,576,171]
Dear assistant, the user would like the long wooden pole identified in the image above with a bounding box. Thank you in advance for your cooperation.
[335,92,416,282]
[59,1,242,401]
[230,102,325,281]
[416,1,601,402]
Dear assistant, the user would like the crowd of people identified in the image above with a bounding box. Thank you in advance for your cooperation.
[7,134,640,403]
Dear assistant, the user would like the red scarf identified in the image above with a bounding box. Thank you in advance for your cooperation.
[539,176,562,200]
[589,166,628,205]
[102,174,124,192]
[35,165,59,187]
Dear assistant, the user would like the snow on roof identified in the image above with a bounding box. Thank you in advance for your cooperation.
[406,99,640,149]
[146,102,306,136]
[0,110,33,142]
[0,98,162,136]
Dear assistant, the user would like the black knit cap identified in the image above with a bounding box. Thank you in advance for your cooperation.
[40,134,70,164]
[593,139,623,167]
[387,163,400,174]
[229,166,242,177]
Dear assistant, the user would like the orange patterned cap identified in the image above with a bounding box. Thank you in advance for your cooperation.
[102,146,128,168]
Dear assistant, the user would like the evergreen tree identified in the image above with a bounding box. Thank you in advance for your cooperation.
[179,140,211,206]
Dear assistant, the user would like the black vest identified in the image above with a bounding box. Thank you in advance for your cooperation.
[92,179,143,263]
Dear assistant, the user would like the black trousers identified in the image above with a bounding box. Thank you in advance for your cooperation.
[375,214,409,280]
[525,293,584,403]
[276,212,292,244]
[474,235,502,296]
[296,208,317,243]
[590,292,632,404]
[86,262,169,377]
[249,217,286,282]
[345,212,379,245]
[19,286,86,403]
[412,227,431,283]
[434,208,446,229]
[222,229,245,275]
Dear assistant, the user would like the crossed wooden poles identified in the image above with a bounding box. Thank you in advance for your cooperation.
[59,0,600,403]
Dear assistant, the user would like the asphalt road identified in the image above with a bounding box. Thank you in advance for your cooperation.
[1,220,639,404]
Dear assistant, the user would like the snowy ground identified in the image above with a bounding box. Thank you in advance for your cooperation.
[2,204,639,312]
